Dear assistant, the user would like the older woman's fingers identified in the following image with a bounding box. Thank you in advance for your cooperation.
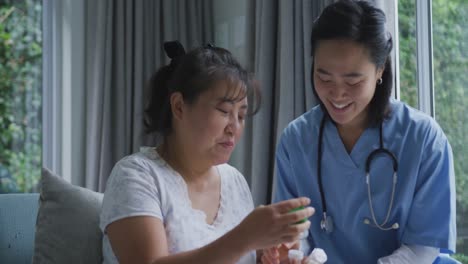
[261,253,279,264]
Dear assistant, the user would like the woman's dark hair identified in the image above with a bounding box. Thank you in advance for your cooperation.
[311,0,393,126]
[144,41,261,137]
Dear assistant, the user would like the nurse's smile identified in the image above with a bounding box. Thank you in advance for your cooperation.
[329,100,353,114]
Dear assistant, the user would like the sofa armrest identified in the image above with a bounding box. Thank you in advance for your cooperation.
[0,193,40,263]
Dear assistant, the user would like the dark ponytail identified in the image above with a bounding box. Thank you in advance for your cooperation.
[143,65,174,137]
[143,41,186,138]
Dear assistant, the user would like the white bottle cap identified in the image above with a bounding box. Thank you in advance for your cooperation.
[309,248,327,263]
[299,229,309,239]
[288,249,304,261]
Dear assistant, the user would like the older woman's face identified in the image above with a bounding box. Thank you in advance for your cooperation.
[177,82,248,165]
[313,39,383,129]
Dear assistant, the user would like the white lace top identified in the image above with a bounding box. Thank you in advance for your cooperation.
[100,147,256,264]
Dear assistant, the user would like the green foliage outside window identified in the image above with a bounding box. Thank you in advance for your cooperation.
[433,0,468,258]
[399,0,468,258]
[0,0,42,193]
[398,0,418,108]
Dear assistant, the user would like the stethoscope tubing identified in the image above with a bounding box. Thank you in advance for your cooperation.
[317,114,399,232]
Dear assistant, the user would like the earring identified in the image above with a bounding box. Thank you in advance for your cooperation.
[377,78,383,85]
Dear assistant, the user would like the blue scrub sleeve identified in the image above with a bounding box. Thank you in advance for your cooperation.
[273,132,298,204]
[402,133,456,253]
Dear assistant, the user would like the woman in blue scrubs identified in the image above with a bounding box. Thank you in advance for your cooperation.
[261,1,456,263]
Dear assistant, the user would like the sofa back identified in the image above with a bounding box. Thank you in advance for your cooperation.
[0,193,40,264]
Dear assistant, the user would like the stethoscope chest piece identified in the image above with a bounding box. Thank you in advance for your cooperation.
[320,213,334,233]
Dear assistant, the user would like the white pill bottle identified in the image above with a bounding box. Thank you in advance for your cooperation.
[306,248,327,264]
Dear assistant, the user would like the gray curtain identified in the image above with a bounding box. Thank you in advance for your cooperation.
[231,0,336,205]
[83,0,214,192]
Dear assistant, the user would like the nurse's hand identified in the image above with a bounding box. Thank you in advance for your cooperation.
[232,197,314,251]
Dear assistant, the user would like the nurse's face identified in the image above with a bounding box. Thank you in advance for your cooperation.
[313,39,383,129]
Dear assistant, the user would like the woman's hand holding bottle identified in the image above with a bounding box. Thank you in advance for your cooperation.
[230,197,314,253]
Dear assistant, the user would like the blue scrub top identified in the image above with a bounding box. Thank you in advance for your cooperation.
[274,100,456,263]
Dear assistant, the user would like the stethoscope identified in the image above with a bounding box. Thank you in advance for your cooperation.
[317,115,400,233]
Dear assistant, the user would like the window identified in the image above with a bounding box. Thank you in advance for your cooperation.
[399,0,468,259]
[398,0,417,108]
[0,0,42,193]
[432,0,468,257]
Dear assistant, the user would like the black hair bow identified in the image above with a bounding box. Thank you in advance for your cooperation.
[163,40,186,59]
